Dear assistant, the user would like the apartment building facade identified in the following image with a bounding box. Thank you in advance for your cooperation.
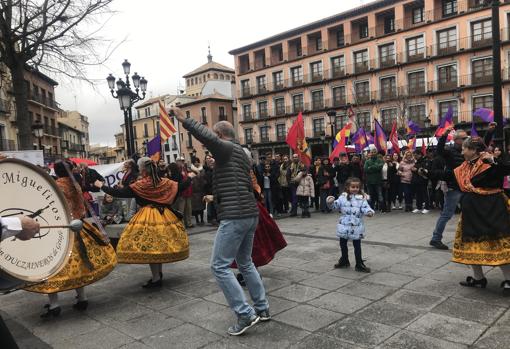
[230,0,510,158]
[24,67,61,160]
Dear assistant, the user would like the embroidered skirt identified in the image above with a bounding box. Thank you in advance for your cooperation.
[452,194,510,266]
[116,206,189,264]
[25,221,117,293]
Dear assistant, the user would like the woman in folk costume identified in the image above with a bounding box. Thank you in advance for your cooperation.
[453,137,510,295]
[94,157,189,288]
[231,148,287,286]
[25,161,117,318]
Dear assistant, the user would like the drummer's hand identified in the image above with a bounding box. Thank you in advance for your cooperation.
[480,152,495,164]
[188,172,196,179]
[94,180,104,188]
[17,217,40,240]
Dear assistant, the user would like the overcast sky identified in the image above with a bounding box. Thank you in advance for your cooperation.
[54,0,372,145]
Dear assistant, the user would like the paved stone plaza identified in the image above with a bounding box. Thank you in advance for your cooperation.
[2,210,510,348]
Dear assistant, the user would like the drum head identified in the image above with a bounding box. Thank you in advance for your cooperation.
[0,159,73,283]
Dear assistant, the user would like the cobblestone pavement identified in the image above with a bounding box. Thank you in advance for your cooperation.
[2,209,510,348]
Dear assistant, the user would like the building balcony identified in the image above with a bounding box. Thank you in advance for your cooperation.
[379,55,396,69]
[28,94,58,109]
[433,0,491,21]
[0,139,16,151]
[310,73,324,83]
[276,135,286,142]
[379,89,398,101]
[311,101,324,111]
[260,136,270,143]
[331,68,346,79]
[354,62,369,74]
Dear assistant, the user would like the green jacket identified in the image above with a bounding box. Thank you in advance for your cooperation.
[363,157,384,185]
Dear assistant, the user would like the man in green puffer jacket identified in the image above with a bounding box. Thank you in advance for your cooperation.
[363,148,385,211]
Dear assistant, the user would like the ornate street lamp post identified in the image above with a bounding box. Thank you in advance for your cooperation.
[106,60,147,158]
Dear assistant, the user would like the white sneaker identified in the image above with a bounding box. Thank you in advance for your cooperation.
[412,209,420,213]
[421,209,429,214]
[392,206,396,210]
[398,205,403,210]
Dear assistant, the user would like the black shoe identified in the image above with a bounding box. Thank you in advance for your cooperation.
[355,262,371,273]
[73,300,89,311]
[40,306,61,319]
[142,278,162,289]
[429,240,449,250]
[334,259,350,269]
[501,280,510,296]
[289,212,297,217]
[460,276,487,288]
[257,309,271,322]
[236,273,246,287]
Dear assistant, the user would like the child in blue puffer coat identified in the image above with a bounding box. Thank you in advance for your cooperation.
[327,177,374,273]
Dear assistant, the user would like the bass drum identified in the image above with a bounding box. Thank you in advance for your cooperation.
[0,158,74,291]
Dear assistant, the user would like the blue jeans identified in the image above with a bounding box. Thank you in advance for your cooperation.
[210,216,268,318]
[263,188,273,214]
[431,189,463,242]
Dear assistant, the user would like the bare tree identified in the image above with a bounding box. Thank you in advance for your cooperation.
[0,0,114,150]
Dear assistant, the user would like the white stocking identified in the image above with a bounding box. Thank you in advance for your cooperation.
[500,265,510,287]
[48,293,59,309]
[75,287,87,301]
[149,263,161,282]
[471,265,485,280]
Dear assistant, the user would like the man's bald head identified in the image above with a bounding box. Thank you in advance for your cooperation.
[213,121,236,140]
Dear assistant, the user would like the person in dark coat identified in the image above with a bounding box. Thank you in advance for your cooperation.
[334,153,353,195]
[318,158,334,213]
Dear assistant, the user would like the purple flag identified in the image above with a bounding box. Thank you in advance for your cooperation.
[146,135,162,161]
[473,108,494,123]
[406,120,422,135]
[470,123,479,138]
[374,119,387,153]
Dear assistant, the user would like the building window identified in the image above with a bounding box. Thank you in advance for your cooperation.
[384,16,395,34]
[256,75,267,94]
[437,64,457,90]
[438,100,458,123]
[381,108,398,130]
[357,112,372,130]
[406,35,425,61]
[311,90,324,110]
[143,123,149,137]
[313,118,325,137]
[355,81,370,103]
[290,66,303,86]
[219,106,226,121]
[199,107,206,124]
[273,71,284,89]
[379,43,395,68]
[380,76,397,100]
[359,22,369,39]
[185,111,190,119]
[187,132,193,148]
[258,101,268,118]
[336,28,345,47]
[332,86,346,107]
[334,113,348,133]
[310,61,323,81]
[354,49,369,73]
[442,0,458,18]
[292,94,304,113]
[245,128,253,144]
[243,104,252,121]
[314,36,322,51]
[276,124,286,141]
[260,126,269,142]
[472,95,493,113]
[472,57,493,84]
[412,7,424,24]
[437,27,457,55]
[241,79,250,96]
[471,19,492,47]
[274,98,285,116]
[408,70,426,94]
[331,56,345,78]
[144,107,150,117]
[408,104,427,126]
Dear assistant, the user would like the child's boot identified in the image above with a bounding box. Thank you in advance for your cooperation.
[334,257,350,268]
[355,262,371,273]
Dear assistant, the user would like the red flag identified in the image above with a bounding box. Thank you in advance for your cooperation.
[329,123,352,162]
[286,112,311,166]
[421,137,428,156]
[389,121,400,154]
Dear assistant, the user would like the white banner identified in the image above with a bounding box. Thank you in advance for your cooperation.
[91,163,125,188]
[1,150,44,166]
